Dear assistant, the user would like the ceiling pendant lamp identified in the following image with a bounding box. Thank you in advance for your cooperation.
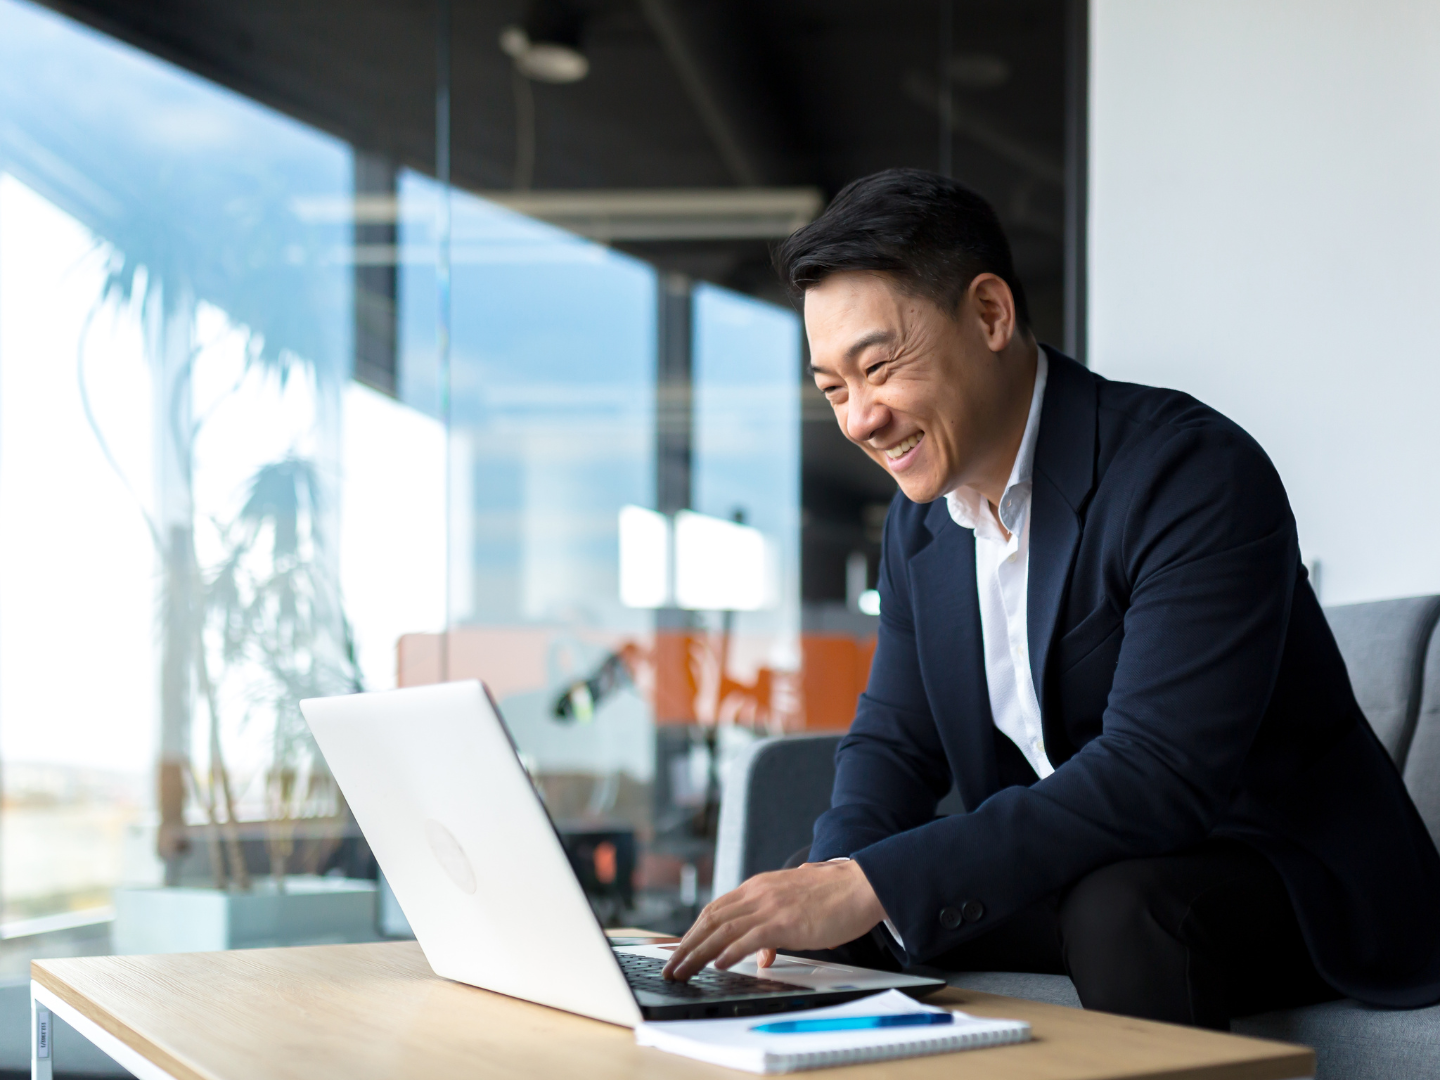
[500,0,589,84]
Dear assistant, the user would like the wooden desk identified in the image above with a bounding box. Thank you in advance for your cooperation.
[30,941,1314,1080]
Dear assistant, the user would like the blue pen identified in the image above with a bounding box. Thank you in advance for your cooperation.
[752,1013,954,1034]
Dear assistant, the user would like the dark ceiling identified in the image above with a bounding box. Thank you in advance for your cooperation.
[41,0,1075,603]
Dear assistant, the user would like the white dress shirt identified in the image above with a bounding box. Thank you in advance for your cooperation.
[837,353,1052,954]
[945,352,1054,780]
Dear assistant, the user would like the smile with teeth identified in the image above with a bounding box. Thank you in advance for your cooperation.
[884,432,923,460]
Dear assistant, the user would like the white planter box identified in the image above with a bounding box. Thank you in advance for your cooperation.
[113,876,378,954]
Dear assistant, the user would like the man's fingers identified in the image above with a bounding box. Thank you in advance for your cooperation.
[669,923,748,979]
[663,898,731,978]
[663,917,735,979]
[663,865,832,978]
[662,934,705,980]
[666,914,761,980]
[663,893,764,979]
[714,925,780,971]
[664,861,884,979]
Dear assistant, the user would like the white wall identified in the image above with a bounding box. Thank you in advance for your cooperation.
[1089,0,1440,605]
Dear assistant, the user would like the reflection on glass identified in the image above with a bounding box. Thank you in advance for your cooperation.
[0,173,155,922]
[618,505,671,610]
[393,199,804,928]
[673,511,773,613]
[0,0,391,921]
[0,0,805,942]
[393,185,662,924]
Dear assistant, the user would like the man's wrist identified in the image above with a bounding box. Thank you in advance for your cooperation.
[827,855,902,948]
[842,858,886,923]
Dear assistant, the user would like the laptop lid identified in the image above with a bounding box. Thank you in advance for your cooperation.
[302,680,644,1027]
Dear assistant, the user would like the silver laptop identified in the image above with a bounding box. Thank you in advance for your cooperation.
[300,680,943,1026]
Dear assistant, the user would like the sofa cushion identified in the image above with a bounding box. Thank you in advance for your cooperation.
[1234,997,1440,1079]
[1403,621,1440,853]
[945,971,1081,1008]
[1323,596,1440,766]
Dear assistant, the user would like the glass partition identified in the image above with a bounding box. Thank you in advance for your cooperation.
[0,0,364,926]
[0,172,158,926]
[0,0,803,945]
[691,282,802,720]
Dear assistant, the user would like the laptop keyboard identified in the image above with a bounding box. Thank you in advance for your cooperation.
[615,951,809,999]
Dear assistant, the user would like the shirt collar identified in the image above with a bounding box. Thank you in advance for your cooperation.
[945,350,1049,540]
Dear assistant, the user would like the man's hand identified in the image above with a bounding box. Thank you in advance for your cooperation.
[661,859,887,982]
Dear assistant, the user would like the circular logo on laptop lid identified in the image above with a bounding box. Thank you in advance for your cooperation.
[424,818,477,894]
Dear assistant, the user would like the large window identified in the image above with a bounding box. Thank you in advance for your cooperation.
[0,0,801,943]
[0,0,360,922]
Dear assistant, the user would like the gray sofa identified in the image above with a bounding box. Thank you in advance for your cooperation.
[714,595,1440,1079]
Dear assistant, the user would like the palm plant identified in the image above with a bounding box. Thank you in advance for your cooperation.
[81,256,360,891]
[207,457,362,887]
[5,6,365,891]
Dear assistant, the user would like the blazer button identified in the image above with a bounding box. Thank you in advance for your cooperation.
[961,900,985,923]
[938,906,963,930]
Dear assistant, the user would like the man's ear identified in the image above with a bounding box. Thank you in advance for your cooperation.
[967,273,1018,353]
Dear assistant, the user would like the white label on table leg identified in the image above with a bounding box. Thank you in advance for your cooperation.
[32,991,54,1080]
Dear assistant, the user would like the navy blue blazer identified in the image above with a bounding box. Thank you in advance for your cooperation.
[811,349,1440,1007]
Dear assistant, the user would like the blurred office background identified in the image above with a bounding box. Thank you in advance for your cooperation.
[0,0,1437,1069]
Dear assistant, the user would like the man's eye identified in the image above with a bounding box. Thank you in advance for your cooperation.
[864,361,886,378]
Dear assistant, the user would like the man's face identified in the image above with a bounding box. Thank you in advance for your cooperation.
[805,271,1022,505]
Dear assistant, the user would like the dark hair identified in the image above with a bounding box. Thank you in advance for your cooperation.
[774,168,1029,325]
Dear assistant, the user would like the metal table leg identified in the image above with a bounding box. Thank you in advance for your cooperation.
[31,984,53,1080]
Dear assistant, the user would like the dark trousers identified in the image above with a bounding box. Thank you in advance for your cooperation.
[792,838,1339,1030]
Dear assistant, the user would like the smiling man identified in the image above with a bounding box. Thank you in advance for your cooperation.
[662,169,1440,1028]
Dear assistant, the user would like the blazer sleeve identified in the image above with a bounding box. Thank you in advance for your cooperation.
[847,425,1301,964]
[809,496,952,861]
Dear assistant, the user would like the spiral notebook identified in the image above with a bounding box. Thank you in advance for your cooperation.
[634,989,1030,1074]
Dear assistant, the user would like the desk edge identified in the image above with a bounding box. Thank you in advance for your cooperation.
[939,989,1316,1080]
[32,960,211,1080]
[31,949,1317,1080]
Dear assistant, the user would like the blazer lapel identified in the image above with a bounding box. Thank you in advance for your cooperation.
[1028,349,1100,717]
[911,499,998,808]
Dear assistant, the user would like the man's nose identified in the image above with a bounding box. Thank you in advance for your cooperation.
[845,386,887,444]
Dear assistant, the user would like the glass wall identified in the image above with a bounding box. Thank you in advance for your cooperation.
[692,282,802,703]
[0,0,360,922]
[0,0,801,943]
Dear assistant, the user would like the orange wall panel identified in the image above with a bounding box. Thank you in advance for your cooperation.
[800,634,877,731]
[398,626,876,734]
